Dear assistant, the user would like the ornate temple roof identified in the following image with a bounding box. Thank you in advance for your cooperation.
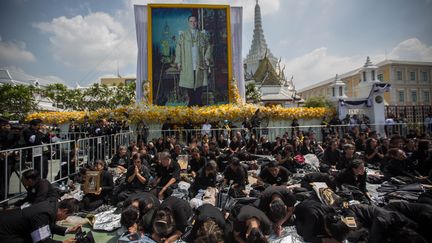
[244,0,278,75]
[253,54,281,85]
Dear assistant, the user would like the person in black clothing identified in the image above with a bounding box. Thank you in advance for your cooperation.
[300,137,314,155]
[223,157,247,191]
[0,199,80,243]
[110,145,130,173]
[151,152,180,200]
[258,161,291,186]
[201,142,217,162]
[336,159,367,193]
[229,136,242,154]
[232,205,271,243]
[337,143,357,170]
[348,204,424,243]
[22,119,50,179]
[184,204,226,243]
[257,186,296,236]
[385,201,432,242]
[294,199,350,243]
[124,192,160,233]
[217,133,228,149]
[14,169,59,207]
[189,147,207,177]
[189,160,218,197]
[80,160,114,211]
[0,119,20,201]
[382,148,417,179]
[161,118,173,138]
[364,138,384,166]
[152,196,193,243]
[411,140,432,176]
[321,139,340,168]
[118,154,151,202]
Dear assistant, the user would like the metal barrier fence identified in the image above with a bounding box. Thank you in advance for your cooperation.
[144,122,430,144]
[76,131,136,166]
[0,140,76,204]
[0,131,136,204]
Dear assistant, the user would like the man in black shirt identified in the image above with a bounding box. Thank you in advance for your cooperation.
[152,152,180,200]
[233,205,271,243]
[109,146,130,173]
[154,196,193,242]
[336,159,367,193]
[22,119,50,179]
[184,204,227,243]
[257,186,296,236]
[258,161,291,186]
[14,169,59,207]
[189,148,207,177]
[223,157,247,190]
[0,199,80,243]
[118,154,150,202]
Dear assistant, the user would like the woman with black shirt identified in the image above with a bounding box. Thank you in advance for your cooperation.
[365,138,384,166]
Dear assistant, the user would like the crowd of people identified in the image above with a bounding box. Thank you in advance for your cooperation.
[1,114,432,243]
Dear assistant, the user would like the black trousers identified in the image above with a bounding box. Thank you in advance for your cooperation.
[187,87,203,107]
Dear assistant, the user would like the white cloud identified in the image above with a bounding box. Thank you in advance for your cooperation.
[283,47,364,90]
[388,38,432,61]
[285,38,432,90]
[0,36,36,64]
[128,0,280,22]
[33,12,136,75]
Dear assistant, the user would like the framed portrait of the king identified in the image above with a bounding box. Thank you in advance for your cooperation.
[148,4,232,106]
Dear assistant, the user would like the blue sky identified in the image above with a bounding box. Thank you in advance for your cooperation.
[1,0,431,89]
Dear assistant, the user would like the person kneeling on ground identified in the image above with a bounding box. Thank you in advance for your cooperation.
[14,169,59,207]
[80,160,113,211]
[232,205,271,243]
[151,152,180,200]
[0,198,81,243]
[118,154,151,202]
[151,196,193,243]
[256,185,296,236]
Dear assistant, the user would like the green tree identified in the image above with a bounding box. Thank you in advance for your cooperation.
[0,84,37,121]
[43,83,69,109]
[111,83,136,107]
[303,96,334,108]
[246,82,261,104]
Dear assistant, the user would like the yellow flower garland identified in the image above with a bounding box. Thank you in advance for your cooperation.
[26,104,334,125]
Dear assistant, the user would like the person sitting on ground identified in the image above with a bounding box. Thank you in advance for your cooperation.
[80,160,113,211]
[0,198,80,243]
[189,147,207,178]
[336,159,367,193]
[382,148,417,179]
[258,161,291,187]
[110,145,130,173]
[151,152,180,200]
[152,196,193,243]
[337,143,357,170]
[14,169,59,207]
[223,157,247,197]
[118,154,151,202]
[189,160,218,197]
[321,139,340,169]
[232,205,271,243]
[364,138,384,166]
[256,186,297,236]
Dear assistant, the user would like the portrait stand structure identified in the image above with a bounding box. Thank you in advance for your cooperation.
[134,4,245,106]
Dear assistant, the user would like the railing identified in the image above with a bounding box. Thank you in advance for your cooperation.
[76,131,136,166]
[0,131,136,204]
[143,122,430,143]
[0,140,76,204]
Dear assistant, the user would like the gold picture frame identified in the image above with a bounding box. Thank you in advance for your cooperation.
[84,171,101,194]
[147,4,232,106]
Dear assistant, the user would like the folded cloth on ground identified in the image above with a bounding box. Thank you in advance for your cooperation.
[57,216,91,227]
[93,207,121,231]
[268,226,305,243]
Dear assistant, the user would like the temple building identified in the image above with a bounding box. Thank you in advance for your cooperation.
[244,0,300,107]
